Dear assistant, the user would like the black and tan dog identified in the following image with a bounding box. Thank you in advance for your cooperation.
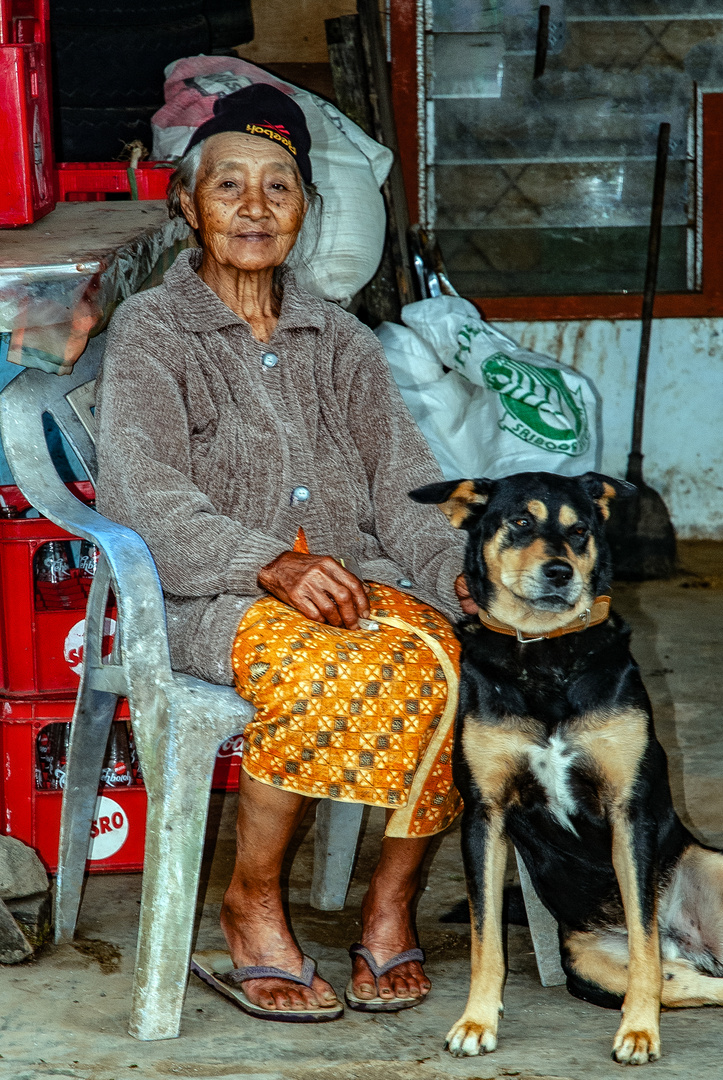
[411,471,723,1066]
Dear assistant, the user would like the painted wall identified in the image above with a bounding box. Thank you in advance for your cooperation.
[495,318,723,539]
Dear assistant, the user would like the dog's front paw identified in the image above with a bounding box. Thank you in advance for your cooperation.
[612,1023,661,1066]
[445,1014,499,1057]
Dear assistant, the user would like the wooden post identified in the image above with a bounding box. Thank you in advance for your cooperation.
[325,9,414,325]
[357,0,414,311]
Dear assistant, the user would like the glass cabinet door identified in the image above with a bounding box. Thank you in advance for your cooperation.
[423,1,722,297]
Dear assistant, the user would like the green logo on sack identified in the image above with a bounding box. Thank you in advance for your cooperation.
[480,353,590,457]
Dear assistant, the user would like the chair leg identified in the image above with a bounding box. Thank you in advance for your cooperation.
[54,688,119,944]
[310,799,364,911]
[127,728,219,1041]
[514,848,566,987]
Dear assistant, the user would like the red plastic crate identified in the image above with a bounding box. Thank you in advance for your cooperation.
[212,732,243,792]
[0,482,117,696]
[56,162,173,202]
[0,0,54,226]
[0,695,243,874]
[0,695,147,873]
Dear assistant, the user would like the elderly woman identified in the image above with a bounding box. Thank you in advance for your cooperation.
[96,84,473,1023]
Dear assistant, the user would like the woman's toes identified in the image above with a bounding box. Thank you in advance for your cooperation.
[287,987,314,1010]
[355,977,377,999]
[247,980,277,1009]
[271,987,292,1010]
[312,975,339,1005]
[391,974,413,999]
[351,960,377,998]
[405,964,429,997]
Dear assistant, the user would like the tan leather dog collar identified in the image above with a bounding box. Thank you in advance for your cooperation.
[478,595,612,643]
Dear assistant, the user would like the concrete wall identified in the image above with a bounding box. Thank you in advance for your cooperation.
[495,317,723,539]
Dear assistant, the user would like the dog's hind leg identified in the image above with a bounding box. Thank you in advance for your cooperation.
[659,844,723,977]
[446,805,507,1057]
[565,929,723,1010]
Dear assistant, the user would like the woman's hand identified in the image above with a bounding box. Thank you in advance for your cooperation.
[455,573,479,616]
[258,552,370,629]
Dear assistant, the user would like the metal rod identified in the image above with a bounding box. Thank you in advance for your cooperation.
[533,6,550,80]
[628,121,670,483]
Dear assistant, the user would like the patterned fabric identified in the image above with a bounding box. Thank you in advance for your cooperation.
[232,581,462,838]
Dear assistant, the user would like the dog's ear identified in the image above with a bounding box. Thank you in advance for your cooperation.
[579,473,636,521]
[409,479,493,529]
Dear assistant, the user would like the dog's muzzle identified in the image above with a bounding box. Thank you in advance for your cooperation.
[519,559,583,610]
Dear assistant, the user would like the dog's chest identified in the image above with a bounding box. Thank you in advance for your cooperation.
[462,720,582,834]
[526,733,579,833]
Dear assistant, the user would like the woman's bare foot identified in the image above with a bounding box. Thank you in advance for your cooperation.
[221,880,340,1012]
[351,835,432,1004]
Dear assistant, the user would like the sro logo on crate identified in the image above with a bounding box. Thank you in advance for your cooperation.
[64,617,116,677]
[88,796,129,860]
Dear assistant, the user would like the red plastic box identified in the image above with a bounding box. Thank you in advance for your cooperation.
[56,162,173,202]
[212,732,243,792]
[0,482,116,696]
[0,696,243,874]
[0,0,54,226]
[0,696,147,873]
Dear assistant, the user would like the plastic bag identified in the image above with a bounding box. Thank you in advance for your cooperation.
[376,296,601,480]
[151,55,393,306]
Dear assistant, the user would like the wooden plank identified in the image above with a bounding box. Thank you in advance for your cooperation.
[236,0,356,64]
[0,202,181,271]
[357,0,415,311]
[326,13,402,324]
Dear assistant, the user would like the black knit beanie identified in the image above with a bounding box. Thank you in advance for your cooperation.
[185,83,312,184]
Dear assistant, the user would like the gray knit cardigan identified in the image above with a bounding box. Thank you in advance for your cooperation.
[95,248,465,685]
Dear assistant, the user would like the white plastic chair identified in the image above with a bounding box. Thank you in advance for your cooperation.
[0,336,368,1040]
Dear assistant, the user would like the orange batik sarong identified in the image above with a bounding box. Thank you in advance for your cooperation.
[232,547,462,838]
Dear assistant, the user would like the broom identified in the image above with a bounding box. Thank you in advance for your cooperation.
[606,122,677,580]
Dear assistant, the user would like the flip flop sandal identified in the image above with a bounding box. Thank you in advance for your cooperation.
[344,943,428,1012]
[191,949,344,1023]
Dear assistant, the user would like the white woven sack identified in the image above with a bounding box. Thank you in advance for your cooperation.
[151,57,393,305]
[375,321,480,479]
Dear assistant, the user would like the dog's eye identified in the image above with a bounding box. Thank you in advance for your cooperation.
[513,518,530,528]
[572,525,588,537]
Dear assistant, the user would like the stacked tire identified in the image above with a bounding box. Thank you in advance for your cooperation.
[50,1,253,161]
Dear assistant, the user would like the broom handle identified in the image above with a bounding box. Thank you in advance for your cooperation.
[628,122,670,484]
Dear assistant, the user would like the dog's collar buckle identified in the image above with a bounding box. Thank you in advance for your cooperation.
[515,628,547,644]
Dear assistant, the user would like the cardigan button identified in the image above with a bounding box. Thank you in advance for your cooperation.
[396,577,413,588]
[290,486,310,505]
[261,351,279,368]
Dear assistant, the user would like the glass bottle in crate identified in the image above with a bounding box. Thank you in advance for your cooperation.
[46,723,70,790]
[127,722,143,784]
[101,722,134,788]
[78,539,99,580]
[34,541,74,610]
[35,726,53,789]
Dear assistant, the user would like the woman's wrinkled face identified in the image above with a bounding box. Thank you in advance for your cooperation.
[180,131,307,272]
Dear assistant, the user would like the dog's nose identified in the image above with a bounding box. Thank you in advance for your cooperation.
[543,559,573,585]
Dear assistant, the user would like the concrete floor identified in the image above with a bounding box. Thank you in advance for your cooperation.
[2,542,723,1080]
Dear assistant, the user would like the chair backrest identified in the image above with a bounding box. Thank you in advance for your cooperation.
[4,337,102,487]
[0,337,174,688]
